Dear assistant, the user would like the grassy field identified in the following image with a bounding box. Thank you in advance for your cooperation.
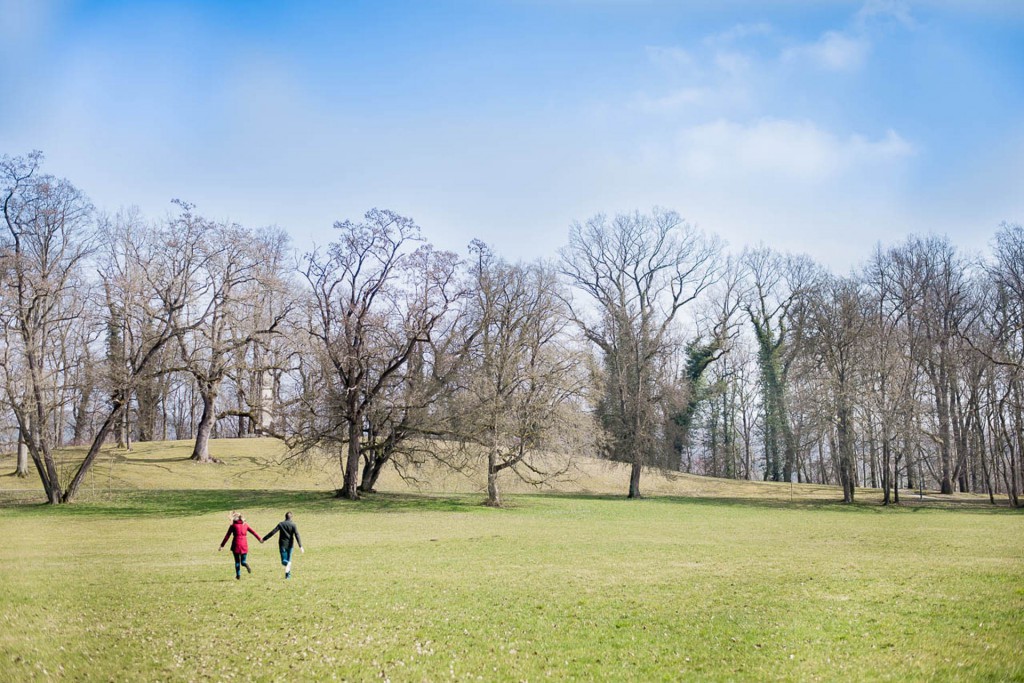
[0,439,1021,681]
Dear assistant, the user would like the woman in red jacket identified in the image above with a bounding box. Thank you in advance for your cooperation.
[219,512,262,580]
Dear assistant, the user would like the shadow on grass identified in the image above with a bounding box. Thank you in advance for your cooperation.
[118,456,197,464]
[526,491,865,512]
[2,487,1016,518]
[525,491,1022,515]
[0,489,486,518]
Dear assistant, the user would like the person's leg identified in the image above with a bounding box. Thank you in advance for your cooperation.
[241,552,251,573]
[233,552,242,579]
[280,547,293,578]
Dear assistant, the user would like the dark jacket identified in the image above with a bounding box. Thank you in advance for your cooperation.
[263,520,302,549]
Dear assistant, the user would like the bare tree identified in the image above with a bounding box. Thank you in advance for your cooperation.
[862,245,916,504]
[299,209,460,500]
[0,156,193,502]
[172,209,291,462]
[560,208,720,498]
[453,243,585,506]
[0,152,94,502]
[674,256,745,473]
[888,236,972,494]
[354,245,475,493]
[979,224,1024,505]
[807,276,867,502]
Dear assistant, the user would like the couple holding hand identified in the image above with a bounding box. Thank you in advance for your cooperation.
[219,511,304,580]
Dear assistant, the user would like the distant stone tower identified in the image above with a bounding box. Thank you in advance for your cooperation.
[258,371,274,435]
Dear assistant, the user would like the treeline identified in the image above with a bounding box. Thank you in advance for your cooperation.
[2,151,1022,506]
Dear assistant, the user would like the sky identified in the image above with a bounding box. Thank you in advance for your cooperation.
[1,0,1022,271]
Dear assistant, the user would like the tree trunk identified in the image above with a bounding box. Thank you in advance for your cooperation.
[836,384,855,503]
[44,471,62,504]
[114,396,126,449]
[339,414,361,500]
[951,378,969,493]
[190,389,218,462]
[817,438,827,485]
[881,435,892,506]
[1010,383,1022,507]
[237,388,248,437]
[62,401,127,502]
[742,418,752,481]
[358,449,390,493]
[892,447,900,504]
[20,416,59,503]
[15,417,30,477]
[72,382,91,446]
[16,437,29,477]
[779,400,798,483]
[123,408,132,452]
[21,340,63,502]
[763,406,778,481]
[867,423,878,490]
[628,460,642,499]
[486,447,501,507]
[977,414,995,505]
[135,373,160,442]
[934,368,954,494]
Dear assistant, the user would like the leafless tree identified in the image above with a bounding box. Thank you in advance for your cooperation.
[353,243,475,493]
[862,245,917,504]
[978,224,1024,505]
[299,209,461,500]
[560,208,720,498]
[887,236,973,494]
[0,152,94,501]
[807,275,868,502]
[171,208,292,462]
[676,256,746,475]
[56,202,222,501]
[452,243,587,506]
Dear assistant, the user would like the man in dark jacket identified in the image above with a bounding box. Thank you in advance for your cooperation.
[262,511,304,579]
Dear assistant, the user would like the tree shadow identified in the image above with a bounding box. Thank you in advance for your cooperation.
[2,487,1015,518]
[0,488,485,518]
[528,491,1021,515]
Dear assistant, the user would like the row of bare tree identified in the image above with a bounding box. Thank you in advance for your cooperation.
[681,233,1024,506]
[3,152,1022,506]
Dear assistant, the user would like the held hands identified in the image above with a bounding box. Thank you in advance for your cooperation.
[218,546,223,552]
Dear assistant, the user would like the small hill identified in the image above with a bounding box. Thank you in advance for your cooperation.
[0,437,1004,507]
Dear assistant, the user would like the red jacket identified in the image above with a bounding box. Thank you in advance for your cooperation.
[221,521,262,554]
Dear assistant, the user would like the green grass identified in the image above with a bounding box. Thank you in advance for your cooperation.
[0,440,1021,681]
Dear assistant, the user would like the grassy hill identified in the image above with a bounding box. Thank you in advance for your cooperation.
[0,436,1005,506]
[0,439,1020,681]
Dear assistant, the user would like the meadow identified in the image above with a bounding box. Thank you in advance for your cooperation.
[0,440,1021,681]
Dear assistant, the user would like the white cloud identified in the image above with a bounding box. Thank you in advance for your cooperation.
[856,0,917,29]
[703,22,774,46]
[713,49,753,77]
[635,87,712,112]
[645,45,696,73]
[675,119,913,181]
[782,31,871,72]
[639,40,754,114]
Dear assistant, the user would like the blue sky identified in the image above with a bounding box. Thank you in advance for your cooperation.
[1,0,1022,269]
